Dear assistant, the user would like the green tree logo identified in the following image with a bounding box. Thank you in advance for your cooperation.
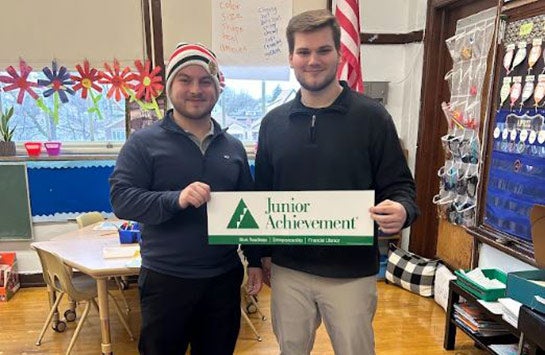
[227,199,259,229]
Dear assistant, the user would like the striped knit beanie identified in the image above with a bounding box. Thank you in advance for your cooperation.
[165,42,225,96]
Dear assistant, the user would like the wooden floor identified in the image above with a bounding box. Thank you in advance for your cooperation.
[0,281,486,354]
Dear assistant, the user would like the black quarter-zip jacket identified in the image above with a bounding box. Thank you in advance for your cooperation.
[110,111,259,278]
[254,81,419,278]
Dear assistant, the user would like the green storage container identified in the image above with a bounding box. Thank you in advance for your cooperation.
[454,268,507,301]
[506,270,545,314]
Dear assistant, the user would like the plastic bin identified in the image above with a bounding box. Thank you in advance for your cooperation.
[118,230,141,244]
[44,141,62,156]
[24,142,42,156]
[118,222,141,244]
[506,270,545,314]
[454,268,507,301]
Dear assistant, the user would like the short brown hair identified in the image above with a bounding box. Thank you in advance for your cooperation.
[286,9,341,54]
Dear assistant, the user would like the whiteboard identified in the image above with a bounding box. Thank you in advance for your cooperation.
[212,0,292,79]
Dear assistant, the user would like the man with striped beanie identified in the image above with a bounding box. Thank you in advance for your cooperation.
[110,42,263,355]
[165,42,225,98]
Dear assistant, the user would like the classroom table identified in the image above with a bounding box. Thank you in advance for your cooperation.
[31,222,139,355]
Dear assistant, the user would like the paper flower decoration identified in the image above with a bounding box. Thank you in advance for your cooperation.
[71,59,102,99]
[34,60,75,126]
[133,59,163,102]
[71,59,105,120]
[37,60,75,103]
[0,59,39,104]
[99,59,134,102]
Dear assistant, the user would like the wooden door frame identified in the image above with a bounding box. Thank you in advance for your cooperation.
[410,0,498,257]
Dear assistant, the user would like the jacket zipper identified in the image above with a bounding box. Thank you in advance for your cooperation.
[310,114,316,143]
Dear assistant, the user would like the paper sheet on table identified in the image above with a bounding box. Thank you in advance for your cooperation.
[93,221,124,231]
[125,256,141,268]
[498,297,522,317]
[102,244,140,259]
[477,299,503,315]
[497,297,522,328]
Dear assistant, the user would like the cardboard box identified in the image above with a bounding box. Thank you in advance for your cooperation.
[506,270,545,314]
[531,205,545,268]
[0,252,20,302]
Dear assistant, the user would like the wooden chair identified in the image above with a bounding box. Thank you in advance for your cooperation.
[34,248,134,355]
[75,212,130,312]
[75,211,104,229]
[238,249,266,342]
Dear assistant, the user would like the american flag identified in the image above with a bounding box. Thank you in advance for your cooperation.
[334,0,364,92]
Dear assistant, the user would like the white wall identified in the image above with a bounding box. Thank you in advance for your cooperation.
[361,0,425,32]
[358,0,426,249]
[479,244,536,273]
[359,0,426,173]
[3,222,78,274]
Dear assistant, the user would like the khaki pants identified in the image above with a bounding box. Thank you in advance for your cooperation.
[271,264,377,355]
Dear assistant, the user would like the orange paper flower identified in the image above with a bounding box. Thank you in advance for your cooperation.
[133,59,163,102]
[71,60,102,99]
[99,59,134,102]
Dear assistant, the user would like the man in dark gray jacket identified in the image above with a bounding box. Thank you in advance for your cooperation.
[110,42,262,355]
[255,10,419,355]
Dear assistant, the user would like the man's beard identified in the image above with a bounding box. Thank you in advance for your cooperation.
[297,70,337,92]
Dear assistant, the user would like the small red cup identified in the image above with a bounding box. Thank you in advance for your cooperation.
[24,142,42,157]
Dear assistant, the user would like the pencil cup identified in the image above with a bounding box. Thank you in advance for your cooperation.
[118,229,141,244]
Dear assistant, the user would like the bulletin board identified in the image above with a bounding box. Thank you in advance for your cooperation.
[471,1,545,265]
[26,160,115,219]
[0,163,33,240]
[484,13,545,243]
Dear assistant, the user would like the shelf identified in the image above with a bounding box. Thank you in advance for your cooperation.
[444,280,519,354]
[452,318,518,346]
[453,282,518,333]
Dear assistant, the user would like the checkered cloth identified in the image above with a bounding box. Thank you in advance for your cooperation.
[385,244,439,297]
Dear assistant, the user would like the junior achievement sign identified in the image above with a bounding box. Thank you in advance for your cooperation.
[207,191,375,245]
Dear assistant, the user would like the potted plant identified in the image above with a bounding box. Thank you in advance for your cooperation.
[0,106,16,156]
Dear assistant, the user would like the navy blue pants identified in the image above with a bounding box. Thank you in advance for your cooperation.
[138,265,243,355]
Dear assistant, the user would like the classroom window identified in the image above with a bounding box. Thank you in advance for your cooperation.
[213,75,300,145]
[0,71,300,150]
[0,71,126,144]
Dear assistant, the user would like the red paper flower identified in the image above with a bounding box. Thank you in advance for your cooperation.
[99,59,134,102]
[0,59,39,104]
[133,59,163,102]
[71,60,102,99]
